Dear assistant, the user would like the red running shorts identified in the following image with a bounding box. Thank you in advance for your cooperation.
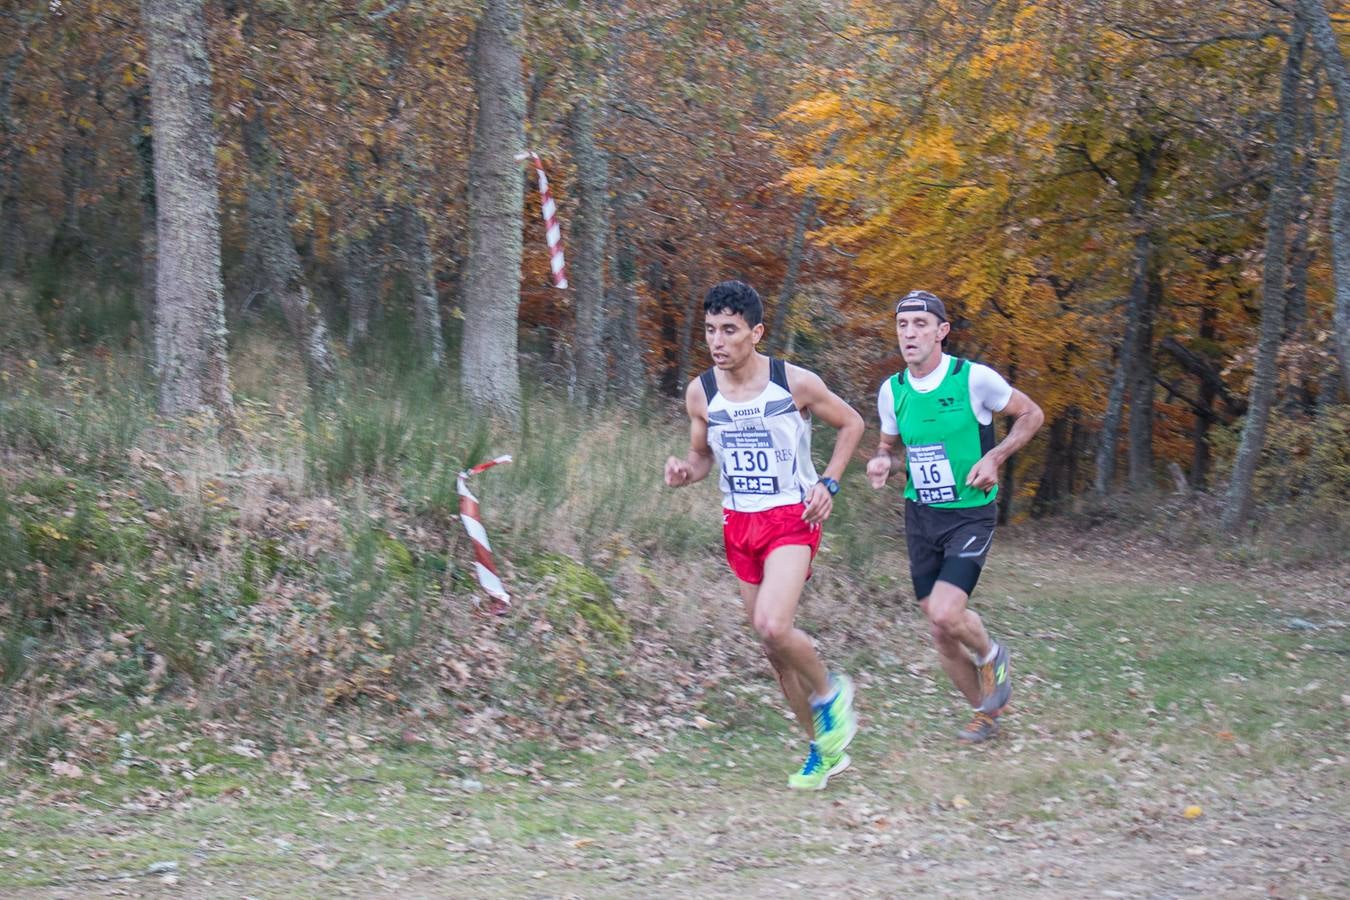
[722,502,821,585]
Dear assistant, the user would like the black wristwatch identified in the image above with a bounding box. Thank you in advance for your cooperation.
[818,476,840,496]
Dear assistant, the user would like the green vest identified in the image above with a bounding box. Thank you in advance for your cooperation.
[891,357,997,508]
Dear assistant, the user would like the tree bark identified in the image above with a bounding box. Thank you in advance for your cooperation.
[400,202,446,369]
[1093,137,1162,494]
[241,113,337,393]
[1126,263,1161,488]
[141,0,233,420]
[769,191,817,355]
[1301,0,1350,398]
[1222,14,1306,531]
[1285,69,1321,340]
[342,224,379,349]
[567,96,609,407]
[608,238,644,402]
[127,84,157,356]
[1190,308,1218,489]
[0,36,26,276]
[461,0,526,418]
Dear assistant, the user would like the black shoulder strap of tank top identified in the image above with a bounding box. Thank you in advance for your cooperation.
[951,357,966,375]
[769,357,789,390]
[700,368,719,403]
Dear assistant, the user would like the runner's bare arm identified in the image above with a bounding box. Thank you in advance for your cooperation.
[867,432,900,489]
[787,366,865,524]
[664,379,716,487]
[965,388,1044,490]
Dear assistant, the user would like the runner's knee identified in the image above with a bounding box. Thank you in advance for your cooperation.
[754,613,793,646]
[930,622,962,652]
[927,604,965,633]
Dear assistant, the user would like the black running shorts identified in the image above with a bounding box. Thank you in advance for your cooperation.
[904,499,997,601]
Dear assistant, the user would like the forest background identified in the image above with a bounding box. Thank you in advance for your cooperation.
[0,0,1347,893]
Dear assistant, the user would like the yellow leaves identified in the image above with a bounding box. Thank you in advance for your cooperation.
[38,523,69,542]
[908,125,963,175]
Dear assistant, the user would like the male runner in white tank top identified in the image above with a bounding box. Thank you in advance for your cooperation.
[664,281,865,790]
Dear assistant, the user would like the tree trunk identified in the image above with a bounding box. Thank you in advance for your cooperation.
[1301,0,1350,398]
[769,191,817,355]
[1190,307,1218,489]
[1222,14,1305,531]
[607,185,644,404]
[129,83,156,356]
[768,134,838,356]
[461,0,526,418]
[241,113,337,393]
[0,40,26,275]
[141,0,233,420]
[1093,137,1162,494]
[1031,410,1075,517]
[401,202,446,369]
[51,118,91,262]
[567,96,609,408]
[342,225,378,349]
[1285,69,1321,340]
[677,268,699,388]
[1126,263,1161,488]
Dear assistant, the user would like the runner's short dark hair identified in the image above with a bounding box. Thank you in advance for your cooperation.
[704,280,763,327]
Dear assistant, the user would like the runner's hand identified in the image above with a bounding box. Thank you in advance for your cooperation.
[802,481,832,526]
[866,453,891,489]
[664,456,693,487]
[966,454,999,491]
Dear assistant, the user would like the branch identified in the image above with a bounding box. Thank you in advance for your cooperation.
[1159,336,1247,415]
[367,0,413,22]
[1153,375,1225,423]
[612,151,708,212]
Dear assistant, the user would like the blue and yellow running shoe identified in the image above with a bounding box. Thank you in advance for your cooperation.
[811,673,858,758]
[787,742,851,791]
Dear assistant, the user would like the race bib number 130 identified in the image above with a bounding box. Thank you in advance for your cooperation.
[722,429,779,495]
[907,443,957,504]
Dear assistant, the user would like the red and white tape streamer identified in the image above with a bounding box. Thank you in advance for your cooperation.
[515,151,568,290]
[458,455,513,614]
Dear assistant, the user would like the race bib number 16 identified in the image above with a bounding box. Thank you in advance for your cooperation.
[907,443,957,504]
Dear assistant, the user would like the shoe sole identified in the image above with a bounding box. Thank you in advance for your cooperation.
[789,753,851,791]
[957,724,1000,744]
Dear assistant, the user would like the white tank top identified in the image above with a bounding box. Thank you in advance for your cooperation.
[703,358,819,512]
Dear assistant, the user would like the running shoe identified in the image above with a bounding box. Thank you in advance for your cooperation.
[957,710,1000,744]
[977,642,1012,714]
[811,673,858,758]
[787,742,851,791]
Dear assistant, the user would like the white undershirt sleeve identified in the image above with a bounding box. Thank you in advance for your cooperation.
[877,378,899,436]
[967,364,1014,426]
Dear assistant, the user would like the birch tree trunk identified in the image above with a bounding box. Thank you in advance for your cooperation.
[241,113,337,393]
[141,0,233,420]
[461,0,526,418]
[1222,14,1306,531]
[1301,0,1350,398]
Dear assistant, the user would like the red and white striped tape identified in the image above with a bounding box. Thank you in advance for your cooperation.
[515,151,568,290]
[458,454,513,615]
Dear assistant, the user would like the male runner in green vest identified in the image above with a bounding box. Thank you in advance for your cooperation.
[867,291,1044,743]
